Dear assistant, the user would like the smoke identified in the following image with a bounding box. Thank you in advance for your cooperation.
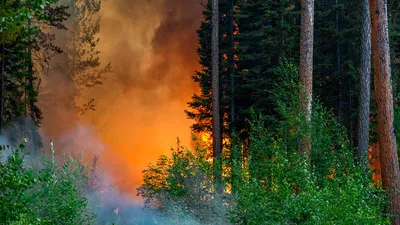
[39,0,205,200]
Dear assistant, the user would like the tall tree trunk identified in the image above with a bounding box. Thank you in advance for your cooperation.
[229,0,235,131]
[28,19,35,122]
[0,0,4,134]
[24,18,36,153]
[335,0,342,123]
[0,43,4,136]
[299,0,314,159]
[357,0,372,169]
[212,0,222,187]
[228,0,237,194]
[370,0,400,223]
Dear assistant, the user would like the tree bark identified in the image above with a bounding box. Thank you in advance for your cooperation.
[0,43,4,136]
[229,0,235,131]
[0,0,3,135]
[370,0,400,223]
[299,0,314,159]
[212,0,222,186]
[357,0,372,169]
[28,18,35,122]
[335,0,342,123]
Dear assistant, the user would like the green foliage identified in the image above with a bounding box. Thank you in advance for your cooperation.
[138,138,228,225]
[63,0,112,114]
[186,0,300,144]
[235,0,299,125]
[0,0,53,35]
[142,62,389,225]
[0,0,69,148]
[228,62,389,224]
[0,144,38,224]
[0,142,94,224]
[313,0,360,137]
[185,0,230,136]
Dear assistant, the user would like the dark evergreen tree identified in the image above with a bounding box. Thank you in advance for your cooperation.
[388,0,400,96]
[234,0,299,140]
[0,0,68,148]
[65,0,111,115]
[186,0,234,141]
[313,0,360,145]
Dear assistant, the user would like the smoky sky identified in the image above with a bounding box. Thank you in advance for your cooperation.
[39,0,205,197]
[99,0,204,101]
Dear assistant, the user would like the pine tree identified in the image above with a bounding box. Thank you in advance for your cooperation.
[212,0,222,186]
[357,0,371,168]
[388,0,400,95]
[58,0,111,115]
[186,1,233,137]
[370,0,400,222]
[0,0,67,142]
[234,0,299,141]
[313,0,360,145]
[299,0,314,159]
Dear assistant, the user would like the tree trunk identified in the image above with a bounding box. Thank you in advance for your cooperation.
[229,0,235,131]
[357,0,372,169]
[299,0,314,159]
[370,0,400,223]
[212,0,222,186]
[0,43,4,136]
[0,0,3,135]
[26,18,36,153]
[335,0,342,123]
[28,19,35,122]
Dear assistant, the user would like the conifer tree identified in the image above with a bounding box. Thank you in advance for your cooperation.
[186,1,234,137]
[313,0,360,144]
[370,0,400,222]
[234,0,299,140]
[0,0,68,145]
[357,0,371,167]
[299,0,314,158]
[59,0,111,115]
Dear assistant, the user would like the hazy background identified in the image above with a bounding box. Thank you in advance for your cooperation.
[39,0,204,199]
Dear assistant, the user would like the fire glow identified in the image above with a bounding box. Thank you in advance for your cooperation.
[40,0,204,198]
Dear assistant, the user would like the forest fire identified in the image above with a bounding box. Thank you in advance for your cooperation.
[3,0,400,223]
[39,0,204,198]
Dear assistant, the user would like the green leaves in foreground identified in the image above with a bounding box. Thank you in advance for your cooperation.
[0,143,94,225]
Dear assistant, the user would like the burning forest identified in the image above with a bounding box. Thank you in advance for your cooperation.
[2,0,400,224]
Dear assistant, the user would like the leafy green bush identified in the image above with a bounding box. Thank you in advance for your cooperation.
[229,61,389,225]
[138,139,228,225]
[139,61,389,225]
[0,142,94,224]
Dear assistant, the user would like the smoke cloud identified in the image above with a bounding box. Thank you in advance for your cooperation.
[39,0,205,198]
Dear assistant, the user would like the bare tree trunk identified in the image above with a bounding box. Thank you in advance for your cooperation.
[299,0,314,160]
[229,0,235,131]
[370,0,400,223]
[26,18,36,153]
[0,43,4,136]
[228,0,236,194]
[0,0,4,137]
[357,0,372,169]
[212,0,222,186]
[28,19,35,122]
[335,0,342,123]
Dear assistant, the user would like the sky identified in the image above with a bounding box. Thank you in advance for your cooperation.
[39,0,205,198]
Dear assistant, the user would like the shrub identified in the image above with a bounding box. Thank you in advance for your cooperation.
[139,61,389,225]
[0,142,94,224]
[228,61,389,224]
